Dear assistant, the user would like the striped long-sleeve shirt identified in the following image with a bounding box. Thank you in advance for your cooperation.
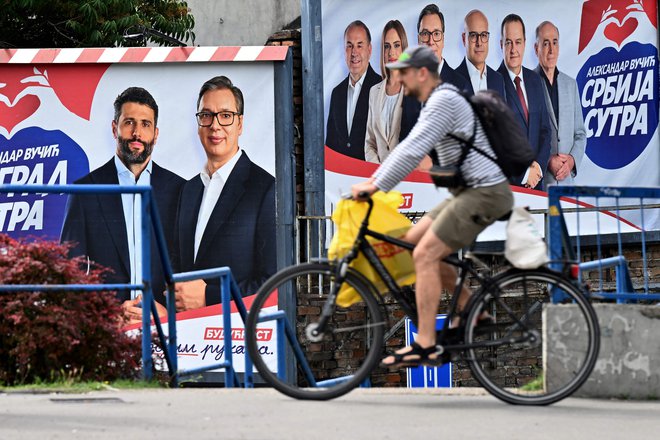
[373,83,507,192]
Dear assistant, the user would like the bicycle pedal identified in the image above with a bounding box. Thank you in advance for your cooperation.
[436,327,463,344]
[425,348,452,367]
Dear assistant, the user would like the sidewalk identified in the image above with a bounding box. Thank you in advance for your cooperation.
[1,387,658,439]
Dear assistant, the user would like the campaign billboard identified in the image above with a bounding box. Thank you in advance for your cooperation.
[320,0,659,234]
[0,45,291,375]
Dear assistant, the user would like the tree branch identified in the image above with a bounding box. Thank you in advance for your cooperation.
[47,21,82,46]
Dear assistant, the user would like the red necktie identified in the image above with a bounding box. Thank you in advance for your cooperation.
[514,76,529,123]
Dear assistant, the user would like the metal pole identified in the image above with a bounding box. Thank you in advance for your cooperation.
[301,0,325,217]
[141,189,154,380]
[222,274,235,387]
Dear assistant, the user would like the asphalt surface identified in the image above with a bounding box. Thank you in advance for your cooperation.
[1,387,658,439]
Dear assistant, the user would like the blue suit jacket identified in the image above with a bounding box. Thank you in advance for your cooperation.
[455,58,506,100]
[399,95,421,142]
[60,159,184,304]
[325,65,382,160]
[497,63,551,190]
[440,61,468,90]
[172,151,276,304]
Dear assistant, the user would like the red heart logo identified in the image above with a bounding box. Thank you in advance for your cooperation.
[603,17,638,47]
[0,95,41,133]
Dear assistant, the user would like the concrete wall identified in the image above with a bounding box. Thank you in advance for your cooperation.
[547,304,660,399]
[187,0,300,46]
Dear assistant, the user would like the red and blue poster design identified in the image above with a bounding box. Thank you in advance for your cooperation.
[0,64,108,239]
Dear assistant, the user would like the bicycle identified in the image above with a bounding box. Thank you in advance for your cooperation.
[245,195,600,405]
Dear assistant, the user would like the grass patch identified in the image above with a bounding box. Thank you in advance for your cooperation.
[0,378,167,394]
[521,374,544,392]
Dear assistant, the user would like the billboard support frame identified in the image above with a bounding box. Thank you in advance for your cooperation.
[301,0,325,218]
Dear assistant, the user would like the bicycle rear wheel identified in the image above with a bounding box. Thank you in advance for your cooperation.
[464,268,599,405]
[245,262,384,400]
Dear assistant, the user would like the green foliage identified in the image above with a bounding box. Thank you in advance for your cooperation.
[0,0,195,48]
[0,234,143,386]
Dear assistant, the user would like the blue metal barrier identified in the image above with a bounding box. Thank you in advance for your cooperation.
[0,184,253,387]
[548,186,660,302]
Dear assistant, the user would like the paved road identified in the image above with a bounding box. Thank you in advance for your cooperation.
[1,387,658,439]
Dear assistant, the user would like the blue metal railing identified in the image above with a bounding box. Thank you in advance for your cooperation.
[548,186,660,302]
[0,184,252,387]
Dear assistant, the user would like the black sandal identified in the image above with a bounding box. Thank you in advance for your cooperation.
[380,342,442,369]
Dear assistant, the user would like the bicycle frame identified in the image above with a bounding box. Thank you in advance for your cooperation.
[325,197,494,348]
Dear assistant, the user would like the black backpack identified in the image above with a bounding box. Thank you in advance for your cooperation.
[444,89,535,179]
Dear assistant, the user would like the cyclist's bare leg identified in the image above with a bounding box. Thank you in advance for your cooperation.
[439,263,471,326]
[381,228,452,366]
[410,227,453,348]
[405,219,476,327]
[402,216,432,245]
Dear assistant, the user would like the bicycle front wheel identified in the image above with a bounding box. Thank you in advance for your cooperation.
[464,268,600,405]
[245,262,384,400]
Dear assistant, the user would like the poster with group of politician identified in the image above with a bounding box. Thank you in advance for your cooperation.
[321,0,659,233]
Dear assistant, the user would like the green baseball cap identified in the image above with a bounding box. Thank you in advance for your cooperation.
[386,45,439,71]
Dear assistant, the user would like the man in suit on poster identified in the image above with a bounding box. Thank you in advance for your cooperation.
[497,13,551,190]
[61,87,184,324]
[455,9,506,99]
[417,4,467,90]
[533,20,586,186]
[326,20,382,161]
[171,76,276,311]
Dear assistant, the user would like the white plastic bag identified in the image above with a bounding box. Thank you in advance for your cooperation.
[504,207,549,269]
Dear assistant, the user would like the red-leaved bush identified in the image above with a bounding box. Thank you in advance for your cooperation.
[0,234,142,385]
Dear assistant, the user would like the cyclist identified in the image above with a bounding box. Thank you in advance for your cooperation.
[352,45,513,368]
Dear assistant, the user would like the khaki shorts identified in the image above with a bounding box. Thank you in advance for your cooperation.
[426,181,513,251]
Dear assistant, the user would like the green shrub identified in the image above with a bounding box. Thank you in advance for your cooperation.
[0,234,142,385]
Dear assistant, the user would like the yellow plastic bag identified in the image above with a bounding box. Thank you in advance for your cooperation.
[328,191,416,307]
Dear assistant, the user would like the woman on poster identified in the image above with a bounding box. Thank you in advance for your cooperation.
[364,20,421,164]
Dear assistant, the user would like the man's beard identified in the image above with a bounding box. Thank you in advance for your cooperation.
[404,84,421,100]
[117,135,154,165]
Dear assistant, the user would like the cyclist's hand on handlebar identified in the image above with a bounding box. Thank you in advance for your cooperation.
[351,180,378,201]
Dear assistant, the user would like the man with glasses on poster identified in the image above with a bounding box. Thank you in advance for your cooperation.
[171,76,276,311]
[417,3,467,90]
[455,9,506,98]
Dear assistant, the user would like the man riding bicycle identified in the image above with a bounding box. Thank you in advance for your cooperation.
[352,45,513,368]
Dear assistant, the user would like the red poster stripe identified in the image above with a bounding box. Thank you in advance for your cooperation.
[76,48,105,63]
[32,49,61,63]
[256,46,289,61]
[210,46,241,61]
[325,145,434,183]
[0,47,290,63]
[174,291,277,321]
[0,49,17,63]
[164,47,196,62]
[121,291,277,331]
[120,48,151,63]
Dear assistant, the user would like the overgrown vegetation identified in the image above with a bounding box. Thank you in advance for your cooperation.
[0,0,195,48]
[0,235,142,386]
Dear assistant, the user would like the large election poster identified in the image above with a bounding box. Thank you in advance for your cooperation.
[0,46,287,375]
[321,0,660,234]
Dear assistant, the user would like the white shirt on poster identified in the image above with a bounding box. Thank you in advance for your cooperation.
[466,59,488,93]
[115,155,152,300]
[194,149,242,261]
[346,71,367,134]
